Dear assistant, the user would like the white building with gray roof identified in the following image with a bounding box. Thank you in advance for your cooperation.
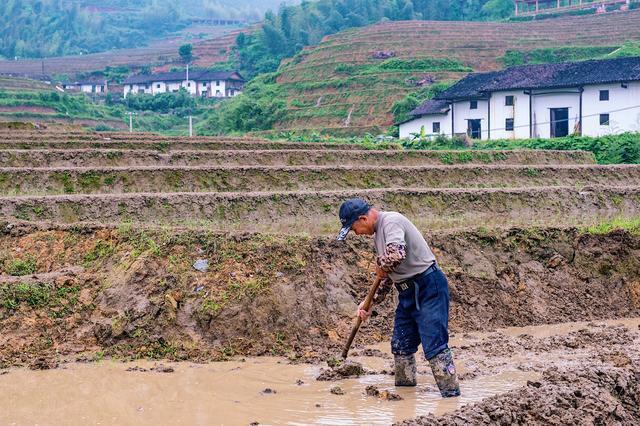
[399,56,640,140]
[123,70,245,99]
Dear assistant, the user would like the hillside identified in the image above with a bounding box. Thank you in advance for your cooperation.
[264,9,640,135]
[0,26,243,79]
[0,0,292,60]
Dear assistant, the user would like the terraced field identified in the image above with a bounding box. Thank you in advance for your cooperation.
[272,9,640,133]
[1,127,639,424]
[2,127,635,233]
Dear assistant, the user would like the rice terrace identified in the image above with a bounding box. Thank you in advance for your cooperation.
[1,0,640,425]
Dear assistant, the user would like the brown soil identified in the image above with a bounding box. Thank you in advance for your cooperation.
[398,363,640,425]
[0,224,638,369]
[0,148,595,168]
[0,106,57,114]
[1,164,637,195]
[1,186,638,231]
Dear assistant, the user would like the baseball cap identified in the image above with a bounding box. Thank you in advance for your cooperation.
[336,198,371,241]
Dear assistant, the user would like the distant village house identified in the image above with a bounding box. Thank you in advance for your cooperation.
[123,70,244,98]
[399,56,640,140]
[61,79,108,94]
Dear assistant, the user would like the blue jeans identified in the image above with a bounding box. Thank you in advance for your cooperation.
[391,266,450,360]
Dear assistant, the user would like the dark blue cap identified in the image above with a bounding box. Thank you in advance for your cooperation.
[337,198,370,241]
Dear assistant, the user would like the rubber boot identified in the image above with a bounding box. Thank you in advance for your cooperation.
[428,348,461,397]
[394,354,417,386]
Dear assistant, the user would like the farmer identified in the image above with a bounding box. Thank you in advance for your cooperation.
[337,198,460,398]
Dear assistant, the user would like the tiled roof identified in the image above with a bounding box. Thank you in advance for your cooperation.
[409,99,450,117]
[435,56,640,100]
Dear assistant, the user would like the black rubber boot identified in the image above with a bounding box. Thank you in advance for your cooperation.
[428,348,461,397]
[394,354,417,386]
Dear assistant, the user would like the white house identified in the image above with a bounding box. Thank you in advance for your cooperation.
[399,56,640,140]
[61,79,108,94]
[123,70,244,99]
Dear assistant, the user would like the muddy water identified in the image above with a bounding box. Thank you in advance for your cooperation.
[2,317,638,426]
[0,360,533,426]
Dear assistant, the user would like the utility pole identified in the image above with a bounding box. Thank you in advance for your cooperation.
[188,115,193,137]
[127,112,136,133]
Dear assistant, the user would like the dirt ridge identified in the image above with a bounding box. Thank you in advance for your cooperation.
[0,148,596,167]
[1,164,639,195]
[1,185,638,231]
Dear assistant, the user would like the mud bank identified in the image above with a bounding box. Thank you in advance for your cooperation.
[2,164,639,196]
[1,186,638,232]
[398,364,640,425]
[0,148,595,168]
[0,224,638,368]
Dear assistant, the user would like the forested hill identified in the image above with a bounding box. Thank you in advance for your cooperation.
[0,0,296,59]
[236,0,514,77]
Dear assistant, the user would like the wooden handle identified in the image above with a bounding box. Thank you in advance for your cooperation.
[341,277,382,359]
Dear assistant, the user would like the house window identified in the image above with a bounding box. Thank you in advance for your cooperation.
[600,113,610,125]
[505,95,514,106]
[432,122,441,133]
[187,82,191,87]
[470,100,478,109]
[203,82,207,87]
[505,118,514,131]
[156,84,161,89]
[599,90,609,101]
[216,80,220,86]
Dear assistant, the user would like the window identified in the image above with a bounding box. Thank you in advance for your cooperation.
[216,80,220,86]
[156,84,161,89]
[600,113,610,125]
[187,82,191,87]
[505,95,514,106]
[470,100,478,109]
[505,118,514,131]
[432,122,441,133]
[203,82,207,87]
[599,90,609,101]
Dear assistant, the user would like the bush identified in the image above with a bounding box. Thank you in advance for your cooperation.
[501,46,619,66]
[411,133,640,164]
[126,91,195,113]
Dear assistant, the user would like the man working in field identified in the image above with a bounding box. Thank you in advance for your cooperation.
[337,198,460,398]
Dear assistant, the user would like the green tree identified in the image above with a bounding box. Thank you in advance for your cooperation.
[179,43,193,63]
[481,0,514,19]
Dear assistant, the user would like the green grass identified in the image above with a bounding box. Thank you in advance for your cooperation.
[0,282,80,318]
[501,46,618,66]
[83,240,116,264]
[335,58,471,75]
[585,217,640,235]
[4,256,37,276]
